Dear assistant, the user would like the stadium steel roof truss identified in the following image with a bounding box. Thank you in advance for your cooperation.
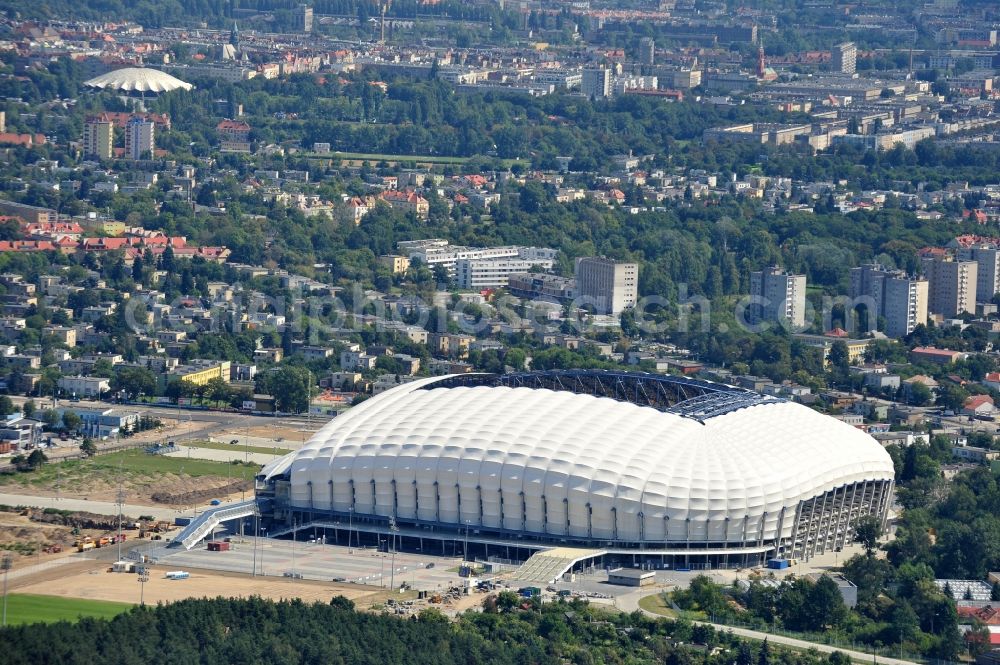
[422,369,780,421]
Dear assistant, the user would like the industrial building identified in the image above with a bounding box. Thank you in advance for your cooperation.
[255,370,895,570]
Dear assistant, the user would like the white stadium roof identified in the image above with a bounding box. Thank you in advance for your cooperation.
[263,373,894,547]
[83,67,193,93]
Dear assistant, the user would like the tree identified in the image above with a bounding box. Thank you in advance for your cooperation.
[736,642,753,665]
[61,410,81,433]
[968,620,991,659]
[853,515,882,555]
[22,400,36,418]
[205,377,231,407]
[0,395,14,417]
[807,576,848,630]
[907,382,932,406]
[80,438,97,457]
[890,600,921,646]
[111,366,156,399]
[828,340,850,370]
[263,366,312,414]
[496,590,519,612]
[936,383,968,413]
[757,639,770,665]
[41,409,59,429]
[25,448,47,470]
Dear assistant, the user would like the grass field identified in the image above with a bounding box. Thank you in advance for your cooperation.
[3,594,132,625]
[638,593,677,617]
[0,447,257,489]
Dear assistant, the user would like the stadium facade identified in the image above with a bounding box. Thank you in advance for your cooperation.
[257,371,895,568]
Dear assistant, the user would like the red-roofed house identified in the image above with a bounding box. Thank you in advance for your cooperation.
[0,240,56,252]
[957,605,1000,624]
[963,209,988,224]
[918,246,949,259]
[22,221,84,240]
[217,119,251,153]
[910,346,968,365]
[962,394,995,417]
[0,133,45,147]
[984,372,1000,391]
[345,196,376,225]
[379,190,429,219]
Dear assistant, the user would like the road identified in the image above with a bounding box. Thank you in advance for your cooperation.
[620,590,920,665]
[0,491,189,520]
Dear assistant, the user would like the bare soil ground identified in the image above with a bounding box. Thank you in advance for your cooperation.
[0,512,77,557]
[0,472,246,506]
[13,562,382,607]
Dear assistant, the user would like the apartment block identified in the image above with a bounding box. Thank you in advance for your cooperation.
[850,264,928,338]
[575,257,638,315]
[83,118,113,159]
[958,244,1000,302]
[124,117,154,160]
[456,258,553,290]
[831,42,857,74]
[749,266,807,329]
[921,255,977,317]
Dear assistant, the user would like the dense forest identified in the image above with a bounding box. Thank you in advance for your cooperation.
[0,594,866,665]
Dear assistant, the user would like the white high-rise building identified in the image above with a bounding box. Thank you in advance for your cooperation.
[749,266,807,329]
[581,68,611,98]
[921,255,977,317]
[958,244,1000,303]
[850,264,928,338]
[124,117,155,160]
[83,119,113,160]
[638,37,655,66]
[831,42,857,74]
[575,256,638,315]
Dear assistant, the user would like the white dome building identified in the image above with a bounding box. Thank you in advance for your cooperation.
[259,371,894,567]
[84,67,193,94]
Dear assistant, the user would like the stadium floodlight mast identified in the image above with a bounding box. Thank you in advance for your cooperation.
[137,565,150,605]
[1,553,11,626]
[389,517,399,592]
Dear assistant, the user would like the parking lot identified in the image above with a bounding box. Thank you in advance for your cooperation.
[149,538,467,592]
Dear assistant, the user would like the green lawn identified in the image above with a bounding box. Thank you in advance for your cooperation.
[0,447,258,489]
[638,593,677,617]
[2,594,132,625]
[88,449,259,477]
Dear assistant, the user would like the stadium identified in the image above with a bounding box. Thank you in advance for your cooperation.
[254,370,895,570]
[83,67,193,95]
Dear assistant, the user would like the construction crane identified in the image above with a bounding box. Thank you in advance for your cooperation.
[380,0,391,44]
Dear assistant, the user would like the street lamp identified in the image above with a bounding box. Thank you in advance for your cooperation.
[380,538,386,587]
[260,528,267,576]
[1,554,11,627]
[137,565,150,605]
[389,517,399,592]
